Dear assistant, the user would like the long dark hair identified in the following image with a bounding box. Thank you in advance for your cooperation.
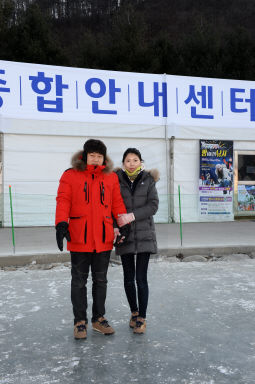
[122,148,143,163]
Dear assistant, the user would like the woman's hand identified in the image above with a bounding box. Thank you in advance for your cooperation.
[113,227,125,245]
[117,213,135,227]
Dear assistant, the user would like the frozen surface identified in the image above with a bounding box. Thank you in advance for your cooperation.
[1,260,255,384]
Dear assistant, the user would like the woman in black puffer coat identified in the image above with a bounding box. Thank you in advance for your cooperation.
[115,148,159,334]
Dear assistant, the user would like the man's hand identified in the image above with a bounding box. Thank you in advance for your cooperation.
[114,228,121,243]
[117,213,135,227]
[56,221,71,251]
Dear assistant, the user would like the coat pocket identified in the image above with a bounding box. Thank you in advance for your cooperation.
[102,216,114,243]
[69,216,87,244]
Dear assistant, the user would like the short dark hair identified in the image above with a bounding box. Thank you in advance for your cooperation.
[122,148,143,163]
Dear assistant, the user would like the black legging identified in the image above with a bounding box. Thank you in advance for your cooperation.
[120,252,150,319]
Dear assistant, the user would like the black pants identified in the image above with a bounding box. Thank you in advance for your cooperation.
[71,251,111,324]
[120,253,150,319]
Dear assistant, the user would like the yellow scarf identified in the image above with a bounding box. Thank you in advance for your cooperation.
[125,166,142,181]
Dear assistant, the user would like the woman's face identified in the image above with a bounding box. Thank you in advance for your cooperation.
[123,153,141,173]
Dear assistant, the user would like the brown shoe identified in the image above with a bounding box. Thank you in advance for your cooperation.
[133,317,146,334]
[129,311,139,328]
[92,317,115,335]
[74,320,87,339]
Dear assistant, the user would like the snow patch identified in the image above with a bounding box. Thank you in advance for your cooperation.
[210,365,237,375]
[48,282,58,297]
[29,306,41,312]
[238,299,255,312]
[70,360,79,368]
[52,366,65,372]
[24,289,34,293]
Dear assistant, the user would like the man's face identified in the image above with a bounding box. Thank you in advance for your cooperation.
[87,152,104,166]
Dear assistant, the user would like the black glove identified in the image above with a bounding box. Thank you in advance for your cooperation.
[114,224,131,246]
[56,221,71,251]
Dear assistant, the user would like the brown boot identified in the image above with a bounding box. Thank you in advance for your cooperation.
[92,317,115,335]
[74,320,87,339]
[133,317,146,334]
[129,311,139,328]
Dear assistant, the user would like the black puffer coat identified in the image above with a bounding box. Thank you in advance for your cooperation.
[114,168,159,256]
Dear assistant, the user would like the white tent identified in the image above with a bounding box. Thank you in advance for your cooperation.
[1,60,255,226]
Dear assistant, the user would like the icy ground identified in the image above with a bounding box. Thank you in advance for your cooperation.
[1,259,255,384]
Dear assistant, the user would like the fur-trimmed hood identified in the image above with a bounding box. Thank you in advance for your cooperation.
[71,150,114,173]
[148,168,160,182]
[114,167,160,182]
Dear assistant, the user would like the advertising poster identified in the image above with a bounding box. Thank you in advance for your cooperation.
[199,140,234,220]
[237,185,255,212]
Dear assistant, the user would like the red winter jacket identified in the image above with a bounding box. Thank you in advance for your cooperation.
[55,151,126,253]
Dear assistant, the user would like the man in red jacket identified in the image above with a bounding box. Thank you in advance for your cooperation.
[55,139,127,339]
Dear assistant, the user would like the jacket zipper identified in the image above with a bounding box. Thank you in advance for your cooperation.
[84,182,87,202]
[131,194,137,253]
[102,221,105,243]
[100,182,105,205]
[84,221,87,243]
